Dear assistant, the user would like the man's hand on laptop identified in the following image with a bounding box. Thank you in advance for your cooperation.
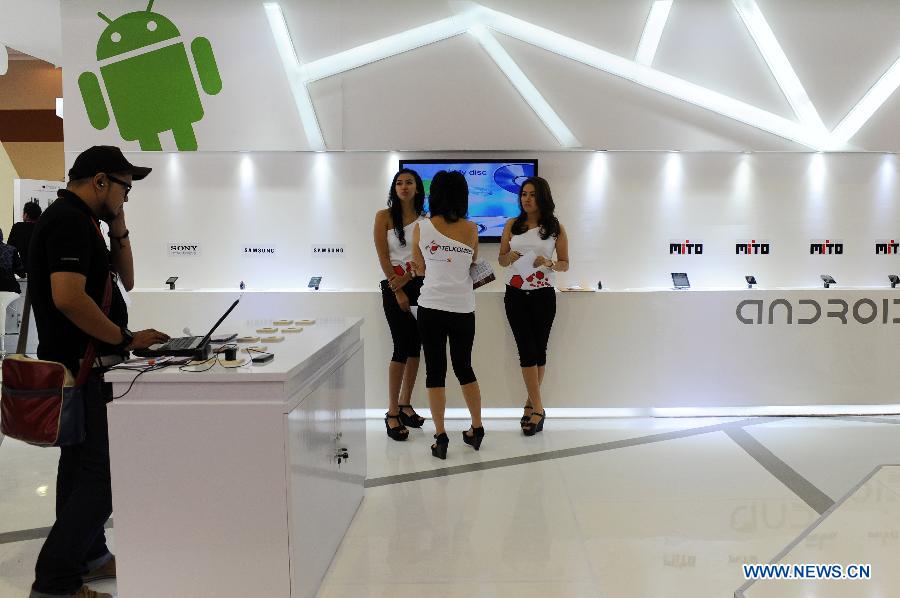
[127,329,171,351]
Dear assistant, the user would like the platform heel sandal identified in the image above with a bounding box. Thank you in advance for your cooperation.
[522,411,545,437]
[520,403,533,428]
[384,412,409,441]
[398,404,426,428]
[462,426,485,451]
[431,432,449,459]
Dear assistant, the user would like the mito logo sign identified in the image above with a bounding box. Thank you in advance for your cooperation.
[669,240,703,255]
[168,242,200,256]
[242,245,276,257]
[737,298,900,325]
[875,239,900,254]
[809,239,844,255]
[735,240,770,255]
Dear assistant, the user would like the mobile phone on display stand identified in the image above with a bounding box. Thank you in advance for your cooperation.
[308,276,322,290]
[671,273,690,290]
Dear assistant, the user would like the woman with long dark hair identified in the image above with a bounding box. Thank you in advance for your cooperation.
[498,176,569,436]
[374,168,427,441]
[411,171,484,459]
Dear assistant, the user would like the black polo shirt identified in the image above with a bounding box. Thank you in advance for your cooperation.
[28,190,128,373]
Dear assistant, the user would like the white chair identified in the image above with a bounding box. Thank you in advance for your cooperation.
[0,291,20,358]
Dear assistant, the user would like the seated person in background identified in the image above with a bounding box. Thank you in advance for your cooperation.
[0,228,26,293]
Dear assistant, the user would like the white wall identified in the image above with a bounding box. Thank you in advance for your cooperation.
[89,150,900,292]
[53,1,900,412]
[59,0,900,152]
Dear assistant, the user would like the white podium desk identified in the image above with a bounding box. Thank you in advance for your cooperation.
[105,317,365,598]
[126,287,900,414]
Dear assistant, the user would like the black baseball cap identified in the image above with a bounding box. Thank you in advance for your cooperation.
[68,145,152,182]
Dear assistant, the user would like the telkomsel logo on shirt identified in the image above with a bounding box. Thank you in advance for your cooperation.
[426,239,473,259]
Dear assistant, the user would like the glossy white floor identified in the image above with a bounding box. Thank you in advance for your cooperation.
[2,415,898,597]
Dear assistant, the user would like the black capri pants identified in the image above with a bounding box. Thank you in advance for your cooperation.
[504,285,556,368]
[416,306,477,388]
[381,277,423,363]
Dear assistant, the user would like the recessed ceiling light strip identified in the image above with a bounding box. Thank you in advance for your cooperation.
[469,25,580,147]
[482,7,829,149]
[635,0,673,66]
[264,3,327,151]
[732,0,826,135]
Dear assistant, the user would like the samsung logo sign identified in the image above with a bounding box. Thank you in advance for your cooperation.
[311,244,346,257]
[243,245,277,256]
[168,242,200,256]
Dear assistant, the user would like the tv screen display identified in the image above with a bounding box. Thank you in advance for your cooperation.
[399,159,538,242]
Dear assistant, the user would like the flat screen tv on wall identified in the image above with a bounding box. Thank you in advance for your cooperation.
[399,159,538,242]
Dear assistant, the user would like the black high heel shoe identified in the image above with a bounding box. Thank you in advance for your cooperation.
[384,412,409,442]
[522,411,545,437]
[520,404,533,428]
[462,426,485,450]
[398,404,426,428]
[431,432,449,459]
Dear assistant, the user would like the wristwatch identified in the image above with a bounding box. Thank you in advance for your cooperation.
[116,326,134,351]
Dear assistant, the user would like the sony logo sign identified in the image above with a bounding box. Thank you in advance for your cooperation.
[168,242,201,256]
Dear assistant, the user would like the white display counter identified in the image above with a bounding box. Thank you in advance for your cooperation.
[122,287,900,414]
[105,317,365,598]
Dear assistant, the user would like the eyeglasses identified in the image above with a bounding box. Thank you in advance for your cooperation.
[105,174,132,197]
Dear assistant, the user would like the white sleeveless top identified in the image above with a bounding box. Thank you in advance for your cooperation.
[387,217,423,277]
[506,225,557,290]
[417,219,476,313]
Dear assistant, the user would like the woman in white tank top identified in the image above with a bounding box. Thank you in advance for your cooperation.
[498,176,569,436]
[373,169,427,442]
[411,171,485,459]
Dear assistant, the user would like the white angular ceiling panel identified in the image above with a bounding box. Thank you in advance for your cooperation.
[754,0,900,131]
[653,0,795,121]
[479,0,658,60]
[496,32,803,151]
[331,34,558,150]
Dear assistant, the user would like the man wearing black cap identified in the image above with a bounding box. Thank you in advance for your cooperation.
[29,146,169,598]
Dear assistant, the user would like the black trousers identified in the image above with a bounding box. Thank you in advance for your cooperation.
[504,285,557,368]
[33,374,113,595]
[417,306,477,388]
[381,277,423,363]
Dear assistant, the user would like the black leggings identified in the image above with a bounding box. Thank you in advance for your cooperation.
[417,306,477,388]
[381,277,423,363]
[504,285,556,368]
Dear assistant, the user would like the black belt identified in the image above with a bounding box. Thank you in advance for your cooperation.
[79,354,127,368]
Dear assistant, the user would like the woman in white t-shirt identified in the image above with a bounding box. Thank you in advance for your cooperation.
[498,176,569,436]
[411,170,484,459]
[373,169,427,441]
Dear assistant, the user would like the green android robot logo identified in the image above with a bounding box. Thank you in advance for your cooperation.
[78,1,223,151]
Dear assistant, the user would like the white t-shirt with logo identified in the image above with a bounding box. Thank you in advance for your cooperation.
[386,217,423,277]
[417,219,476,313]
[506,225,557,290]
